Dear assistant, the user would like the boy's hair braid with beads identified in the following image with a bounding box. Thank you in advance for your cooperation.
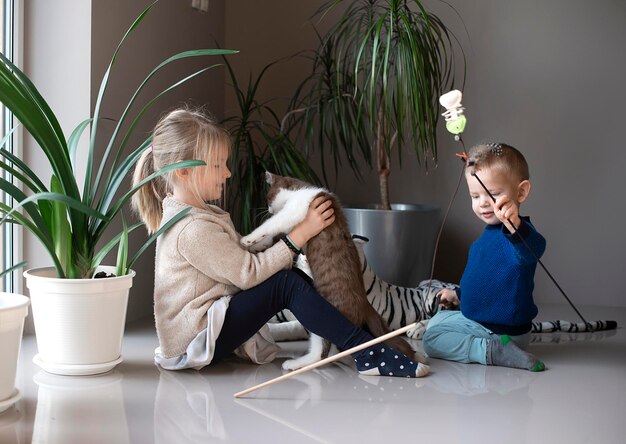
[132,107,231,234]
[466,142,530,182]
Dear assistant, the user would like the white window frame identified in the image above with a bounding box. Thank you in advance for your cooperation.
[2,0,23,293]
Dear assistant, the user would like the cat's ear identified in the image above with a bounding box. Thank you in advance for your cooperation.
[265,171,274,185]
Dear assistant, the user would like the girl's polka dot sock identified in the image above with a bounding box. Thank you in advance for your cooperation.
[353,345,430,378]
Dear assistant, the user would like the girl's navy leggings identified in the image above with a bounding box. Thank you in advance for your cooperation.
[212,270,373,363]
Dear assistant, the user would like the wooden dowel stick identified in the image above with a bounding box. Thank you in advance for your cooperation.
[234,321,419,398]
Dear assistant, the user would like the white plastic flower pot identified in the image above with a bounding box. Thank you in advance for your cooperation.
[24,266,135,376]
[0,292,29,414]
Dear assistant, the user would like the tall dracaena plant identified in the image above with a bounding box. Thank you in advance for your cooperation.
[289,0,463,209]
[0,1,236,278]
[222,57,321,234]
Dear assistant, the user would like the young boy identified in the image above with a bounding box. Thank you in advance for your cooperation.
[423,143,546,372]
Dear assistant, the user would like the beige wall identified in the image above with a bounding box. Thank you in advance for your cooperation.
[224,0,331,118]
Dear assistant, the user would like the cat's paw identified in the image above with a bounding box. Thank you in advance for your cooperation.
[240,233,260,246]
[247,243,266,253]
[240,233,268,251]
[282,354,320,371]
[406,320,429,340]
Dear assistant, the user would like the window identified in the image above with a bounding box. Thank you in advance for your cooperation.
[1,0,21,292]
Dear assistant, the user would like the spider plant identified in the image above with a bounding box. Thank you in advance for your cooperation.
[0,1,236,279]
[288,0,464,209]
[222,57,320,234]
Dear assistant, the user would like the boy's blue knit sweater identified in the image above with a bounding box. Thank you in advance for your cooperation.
[457,217,546,335]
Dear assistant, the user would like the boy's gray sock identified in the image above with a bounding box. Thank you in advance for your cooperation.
[487,335,545,372]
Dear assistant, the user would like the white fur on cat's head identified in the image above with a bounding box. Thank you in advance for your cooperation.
[264,171,290,214]
[268,189,290,215]
[264,171,324,215]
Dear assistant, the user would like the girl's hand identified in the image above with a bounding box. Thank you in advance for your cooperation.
[438,288,459,308]
[494,195,521,233]
[287,196,335,249]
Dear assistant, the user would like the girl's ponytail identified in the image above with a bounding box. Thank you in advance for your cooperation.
[132,146,166,234]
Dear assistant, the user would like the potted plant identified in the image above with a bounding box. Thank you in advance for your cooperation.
[0,2,235,375]
[286,0,464,286]
[221,57,321,234]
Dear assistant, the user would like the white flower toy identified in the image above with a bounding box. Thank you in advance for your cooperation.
[439,89,466,139]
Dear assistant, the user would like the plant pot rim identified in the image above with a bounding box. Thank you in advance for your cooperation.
[23,266,136,282]
[0,390,21,414]
[0,292,30,312]
[344,203,439,212]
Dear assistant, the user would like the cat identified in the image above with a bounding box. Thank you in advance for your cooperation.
[240,172,419,371]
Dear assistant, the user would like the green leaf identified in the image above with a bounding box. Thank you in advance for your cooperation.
[0,190,108,226]
[0,147,48,193]
[0,178,53,240]
[116,214,129,277]
[67,118,92,172]
[0,53,77,198]
[50,175,72,275]
[0,202,65,276]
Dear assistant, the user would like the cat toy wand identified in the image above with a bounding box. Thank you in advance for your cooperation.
[438,89,616,330]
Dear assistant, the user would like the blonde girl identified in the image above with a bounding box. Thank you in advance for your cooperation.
[132,107,427,377]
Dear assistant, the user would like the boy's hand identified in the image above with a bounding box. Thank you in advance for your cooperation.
[438,288,459,308]
[288,196,335,249]
[494,195,521,233]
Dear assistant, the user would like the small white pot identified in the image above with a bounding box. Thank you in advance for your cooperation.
[24,266,135,376]
[0,292,29,413]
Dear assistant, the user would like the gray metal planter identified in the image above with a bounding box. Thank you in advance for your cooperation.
[344,204,440,287]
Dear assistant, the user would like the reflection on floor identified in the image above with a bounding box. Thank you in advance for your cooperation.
[2,304,625,444]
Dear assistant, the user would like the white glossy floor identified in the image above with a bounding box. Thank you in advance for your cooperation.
[2,304,625,444]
